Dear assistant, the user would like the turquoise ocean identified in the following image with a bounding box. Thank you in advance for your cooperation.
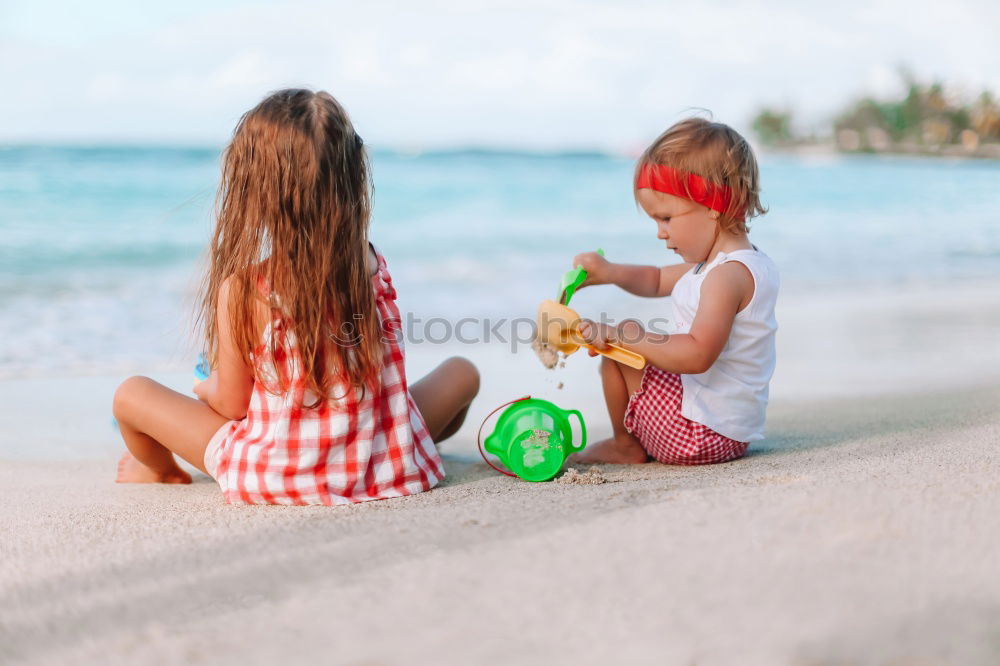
[1,145,998,378]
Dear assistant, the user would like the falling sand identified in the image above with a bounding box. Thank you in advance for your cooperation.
[532,338,560,369]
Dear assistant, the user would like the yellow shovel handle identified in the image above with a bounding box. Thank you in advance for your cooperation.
[587,343,646,370]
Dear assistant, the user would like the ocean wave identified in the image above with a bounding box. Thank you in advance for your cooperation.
[1,146,999,374]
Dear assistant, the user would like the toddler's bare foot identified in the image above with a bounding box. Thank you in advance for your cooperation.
[116,452,192,484]
[567,435,649,465]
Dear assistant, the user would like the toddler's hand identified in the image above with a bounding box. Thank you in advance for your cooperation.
[579,319,644,356]
[578,319,614,354]
[573,252,612,288]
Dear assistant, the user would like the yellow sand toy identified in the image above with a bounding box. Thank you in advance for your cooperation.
[536,299,645,370]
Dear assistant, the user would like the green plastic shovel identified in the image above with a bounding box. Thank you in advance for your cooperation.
[558,248,604,305]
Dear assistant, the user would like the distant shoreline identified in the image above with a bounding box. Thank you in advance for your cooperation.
[758,140,1000,161]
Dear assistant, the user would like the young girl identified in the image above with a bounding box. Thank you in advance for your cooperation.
[569,117,778,466]
[112,89,480,504]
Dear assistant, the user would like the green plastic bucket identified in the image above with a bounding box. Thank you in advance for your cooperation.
[480,397,587,482]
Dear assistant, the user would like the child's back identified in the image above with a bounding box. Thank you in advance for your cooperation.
[112,89,479,503]
[206,246,444,505]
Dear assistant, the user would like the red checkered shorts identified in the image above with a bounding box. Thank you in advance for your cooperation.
[623,366,748,465]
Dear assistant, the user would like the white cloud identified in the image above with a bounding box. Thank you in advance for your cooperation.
[1,0,998,147]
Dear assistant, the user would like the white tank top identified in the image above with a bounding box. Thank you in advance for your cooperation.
[669,246,779,442]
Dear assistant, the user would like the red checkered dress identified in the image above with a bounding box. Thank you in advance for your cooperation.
[209,249,444,505]
[624,367,748,465]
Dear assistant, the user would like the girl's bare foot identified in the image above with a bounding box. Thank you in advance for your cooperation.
[115,452,192,484]
[567,435,649,465]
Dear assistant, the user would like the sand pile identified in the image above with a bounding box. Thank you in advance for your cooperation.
[556,466,608,485]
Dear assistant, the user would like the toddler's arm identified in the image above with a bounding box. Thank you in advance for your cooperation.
[572,251,695,297]
[580,261,754,374]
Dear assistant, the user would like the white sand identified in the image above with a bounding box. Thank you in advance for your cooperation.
[3,385,1000,665]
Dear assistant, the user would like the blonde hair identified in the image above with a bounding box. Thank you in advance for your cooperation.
[199,89,381,408]
[635,117,766,233]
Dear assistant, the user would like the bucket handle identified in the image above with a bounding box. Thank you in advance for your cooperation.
[564,409,587,452]
[476,396,531,478]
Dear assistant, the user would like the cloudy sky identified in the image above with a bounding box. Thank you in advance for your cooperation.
[2,0,997,150]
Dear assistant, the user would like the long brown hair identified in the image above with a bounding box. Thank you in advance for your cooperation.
[199,88,381,406]
[635,117,766,233]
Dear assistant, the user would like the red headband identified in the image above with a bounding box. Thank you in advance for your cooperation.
[636,163,742,219]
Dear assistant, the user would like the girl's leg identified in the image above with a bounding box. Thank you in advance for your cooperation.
[112,376,231,483]
[435,404,470,442]
[410,356,480,443]
[568,357,649,464]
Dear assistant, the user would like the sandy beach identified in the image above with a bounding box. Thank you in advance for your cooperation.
[2,382,999,665]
